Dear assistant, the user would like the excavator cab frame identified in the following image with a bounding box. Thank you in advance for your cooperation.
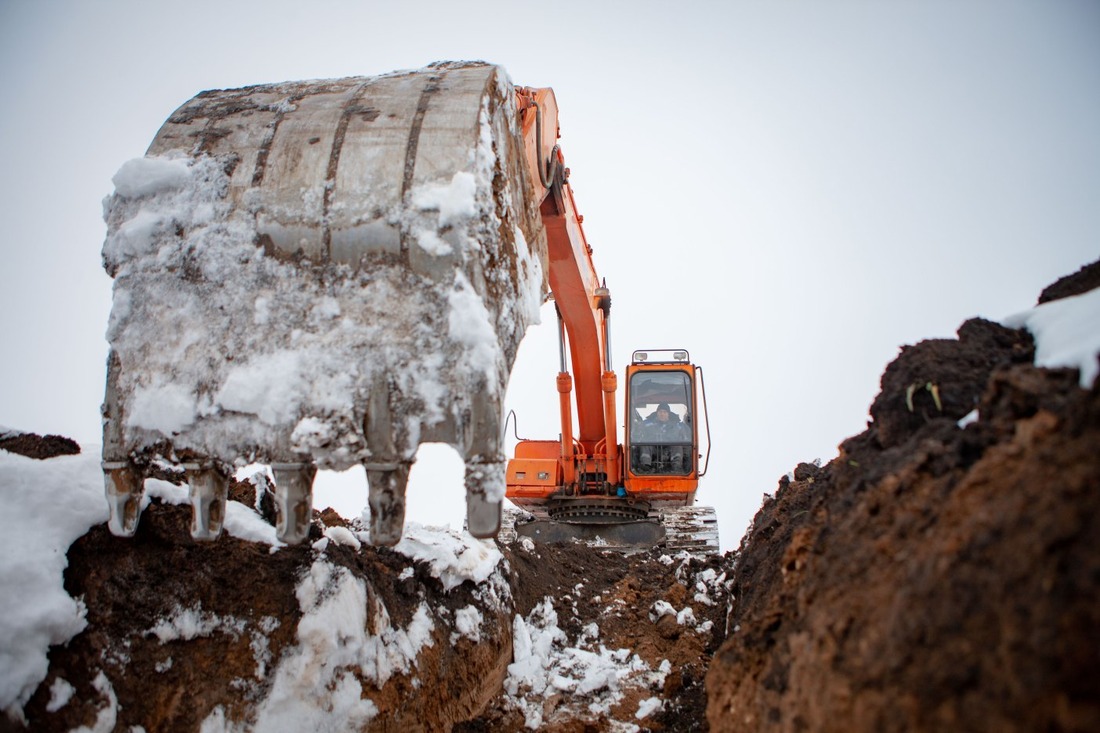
[622,349,709,505]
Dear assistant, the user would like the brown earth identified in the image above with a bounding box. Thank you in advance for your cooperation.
[7,260,1100,732]
[460,544,733,732]
[13,467,734,732]
[0,431,80,460]
[17,489,519,732]
[707,260,1100,732]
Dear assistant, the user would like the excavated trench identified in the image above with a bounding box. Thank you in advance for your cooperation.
[7,261,1100,732]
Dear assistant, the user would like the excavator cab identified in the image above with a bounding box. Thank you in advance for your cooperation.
[623,350,709,501]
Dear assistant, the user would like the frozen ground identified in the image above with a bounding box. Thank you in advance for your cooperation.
[1,278,1097,728]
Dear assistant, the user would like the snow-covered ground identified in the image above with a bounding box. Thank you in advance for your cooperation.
[0,446,507,727]
[0,449,105,721]
[504,596,668,729]
[0,285,1097,727]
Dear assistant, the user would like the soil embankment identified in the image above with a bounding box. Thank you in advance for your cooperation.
[706,261,1100,732]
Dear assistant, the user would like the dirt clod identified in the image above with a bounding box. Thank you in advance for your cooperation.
[0,432,80,460]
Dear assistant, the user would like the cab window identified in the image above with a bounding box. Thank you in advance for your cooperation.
[628,371,693,475]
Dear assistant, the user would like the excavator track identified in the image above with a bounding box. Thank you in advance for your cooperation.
[660,506,720,556]
[498,504,720,556]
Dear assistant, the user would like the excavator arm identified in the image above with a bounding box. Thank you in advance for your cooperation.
[506,93,716,553]
[513,86,622,491]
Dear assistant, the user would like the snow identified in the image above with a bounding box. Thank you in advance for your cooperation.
[392,522,504,592]
[0,449,105,718]
[214,351,311,427]
[1002,287,1100,389]
[958,409,980,428]
[143,478,186,505]
[410,171,479,227]
[448,271,504,383]
[323,525,362,550]
[649,599,698,627]
[636,696,663,719]
[649,600,675,621]
[44,677,74,713]
[224,500,283,547]
[249,558,425,730]
[453,605,483,643]
[504,598,668,729]
[111,156,191,198]
[125,379,199,434]
[70,671,118,733]
[143,478,284,547]
[148,605,247,643]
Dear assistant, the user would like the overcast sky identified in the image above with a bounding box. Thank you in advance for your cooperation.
[2,0,1097,549]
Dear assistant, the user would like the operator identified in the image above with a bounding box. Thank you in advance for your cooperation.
[638,403,689,473]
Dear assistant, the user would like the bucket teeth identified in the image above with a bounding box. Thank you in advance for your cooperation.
[183,464,229,541]
[271,463,317,544]
[465,461,503,538]
[365,463,410,547]
[103,462,144,537]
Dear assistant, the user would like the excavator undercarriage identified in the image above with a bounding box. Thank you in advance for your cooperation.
[500,501,719,555]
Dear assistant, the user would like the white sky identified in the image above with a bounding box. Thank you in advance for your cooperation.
[2,0,1098,550]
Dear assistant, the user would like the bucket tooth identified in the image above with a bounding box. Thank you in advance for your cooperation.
[465,461,503,538]
[271,462,317,544]
[103,461,144,537]
[183,463,229,541]
[365,462,410,547]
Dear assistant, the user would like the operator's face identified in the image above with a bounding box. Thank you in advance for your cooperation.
[657,409,669,422]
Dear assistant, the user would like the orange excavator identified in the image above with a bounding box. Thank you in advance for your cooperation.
[505,87,717,552]
[100,62,717,553]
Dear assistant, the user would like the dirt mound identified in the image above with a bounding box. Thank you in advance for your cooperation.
[0,432,80,460]
[706,274,1100,730]
[19,493,515,732]
[17,478,734,732]
[1038,259,1100,304]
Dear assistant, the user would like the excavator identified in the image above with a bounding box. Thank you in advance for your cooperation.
[100,61,717,554]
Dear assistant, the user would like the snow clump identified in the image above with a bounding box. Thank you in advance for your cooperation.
[504,598,669,730]
[1002,286,1100,388]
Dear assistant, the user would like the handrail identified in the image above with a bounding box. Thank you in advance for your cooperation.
[697,366,712,476]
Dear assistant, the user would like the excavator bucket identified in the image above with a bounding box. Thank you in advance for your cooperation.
[100,62,548,544]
